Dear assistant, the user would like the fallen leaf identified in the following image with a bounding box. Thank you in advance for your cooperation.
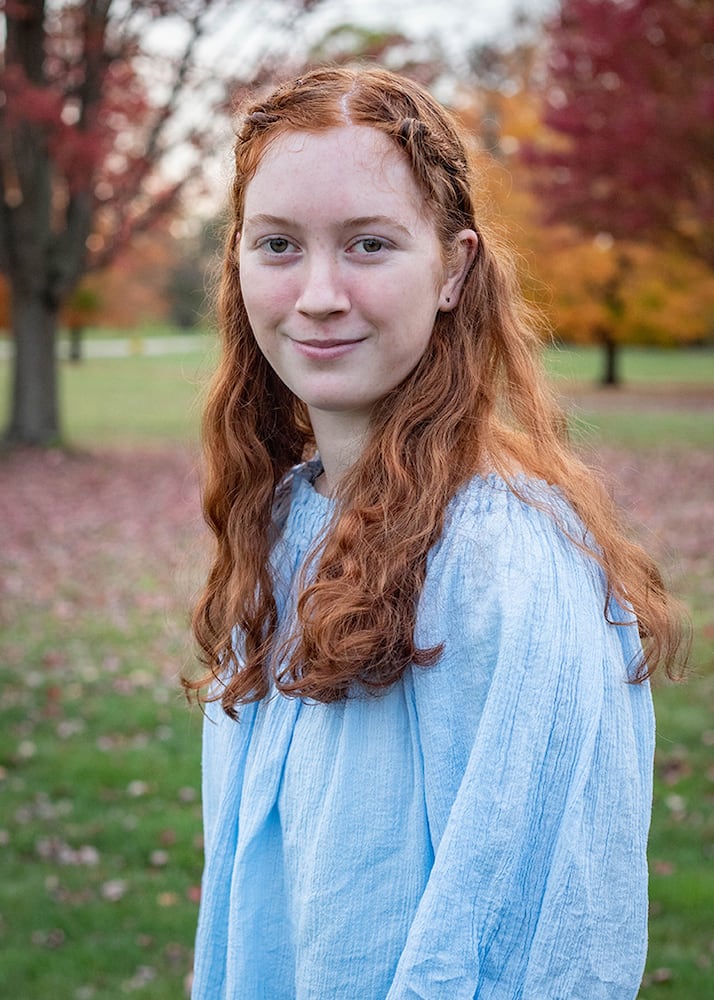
[101,879,128,902]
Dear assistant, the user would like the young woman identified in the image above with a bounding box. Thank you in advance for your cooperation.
[187,66,685,999]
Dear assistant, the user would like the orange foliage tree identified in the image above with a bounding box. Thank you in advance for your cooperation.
[520,0,714,383]
[457,21,714,385]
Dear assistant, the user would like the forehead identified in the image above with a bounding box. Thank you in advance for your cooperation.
[242,125,427,221]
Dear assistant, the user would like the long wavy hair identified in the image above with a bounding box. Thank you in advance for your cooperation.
[187,65,687,713]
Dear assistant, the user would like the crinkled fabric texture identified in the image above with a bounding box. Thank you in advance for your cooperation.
[191,465,654,1000]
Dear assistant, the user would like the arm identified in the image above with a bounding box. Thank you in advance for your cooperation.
[389,486,654,999]
[192,698,258,997]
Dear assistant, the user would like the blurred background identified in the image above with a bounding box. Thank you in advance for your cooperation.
[1,1,712,996]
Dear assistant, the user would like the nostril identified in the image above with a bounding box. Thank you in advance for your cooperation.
[296,273,350,317]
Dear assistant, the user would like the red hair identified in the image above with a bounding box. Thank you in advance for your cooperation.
[187,66,687,712]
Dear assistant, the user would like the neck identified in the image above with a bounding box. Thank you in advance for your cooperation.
[308,408,368,496]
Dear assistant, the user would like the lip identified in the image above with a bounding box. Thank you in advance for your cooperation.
[291,337,366,361]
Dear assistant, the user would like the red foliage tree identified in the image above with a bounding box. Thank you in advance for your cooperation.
[0,0,324,444]
[524,0,714,382]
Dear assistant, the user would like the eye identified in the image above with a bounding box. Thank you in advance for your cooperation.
[265,237,292,254]
[348,237,389,257]
[356,238,384,254]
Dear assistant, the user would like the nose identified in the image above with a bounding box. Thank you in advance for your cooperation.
[295,253,350,318]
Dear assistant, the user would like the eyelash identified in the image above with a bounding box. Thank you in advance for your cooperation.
[350,238,385,255]
[258,237,388,256]
[262,237,295,255]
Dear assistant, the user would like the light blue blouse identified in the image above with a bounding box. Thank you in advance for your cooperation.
[191,464,654,999]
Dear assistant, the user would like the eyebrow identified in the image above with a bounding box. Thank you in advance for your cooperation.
[243,213,414,239]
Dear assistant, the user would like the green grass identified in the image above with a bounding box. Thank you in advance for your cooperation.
[0,341,711,450]
[541,345,714,450]
[0,348,216,448]
[60,353,212,447]
[567,409,714,450]
[0,608,204,998]
[544,343,714,383]
[643,665,714,996]
[0,340,712,997]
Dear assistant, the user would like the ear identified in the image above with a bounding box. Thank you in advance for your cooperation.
[438,230,478,312]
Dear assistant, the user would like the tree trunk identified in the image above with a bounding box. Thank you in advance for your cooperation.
[592,324,621,387]
[68,325,84,363]
[5,292,61,445]
[601,336,620,387]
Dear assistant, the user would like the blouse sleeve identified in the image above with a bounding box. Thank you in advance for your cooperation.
[388,484,655,1000]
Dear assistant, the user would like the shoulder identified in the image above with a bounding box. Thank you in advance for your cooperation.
[422,472,612,640]
[416,473,642,704]
[439,472,592,574]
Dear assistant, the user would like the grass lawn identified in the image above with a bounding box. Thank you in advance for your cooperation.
[58,353,211,447]
[0,343,712,997]
[0,441,206,998]
[544,343,714,384]
[0,612,203,998]
[543,344,714,449]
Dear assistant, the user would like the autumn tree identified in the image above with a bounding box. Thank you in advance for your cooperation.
[165,215,223,329]
[0,0,324,445]
[524,0,714,383]
[66,221,182,334]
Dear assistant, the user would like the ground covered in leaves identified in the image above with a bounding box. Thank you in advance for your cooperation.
[0,446,206,998]
[0,435,712,997]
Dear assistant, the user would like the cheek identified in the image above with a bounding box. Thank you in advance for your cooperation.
[399,253,446,312]
[240,268,288,325]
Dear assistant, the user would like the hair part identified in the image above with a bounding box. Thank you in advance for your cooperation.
[186,66,688,713]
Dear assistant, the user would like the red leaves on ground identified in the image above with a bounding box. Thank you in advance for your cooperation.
[1,439,710,652]
[0,445,206,654]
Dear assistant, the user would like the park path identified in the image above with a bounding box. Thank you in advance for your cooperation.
[0,334,208,362]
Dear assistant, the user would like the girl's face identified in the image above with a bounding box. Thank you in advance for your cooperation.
[239,125,470,439]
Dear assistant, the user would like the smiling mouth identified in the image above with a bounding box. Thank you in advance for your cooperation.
[290,337,366,361]
[298,338,364,348]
